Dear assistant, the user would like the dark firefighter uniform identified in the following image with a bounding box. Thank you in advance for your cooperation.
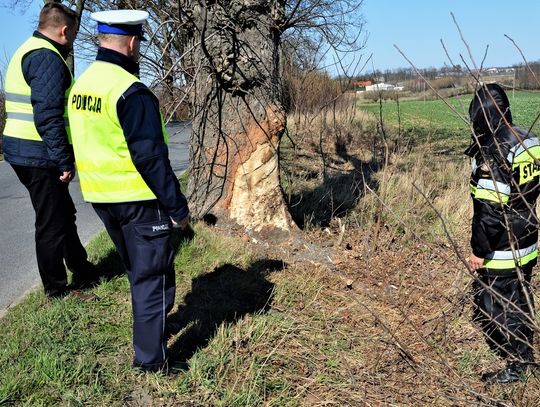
[466,84,539,377]
[67,10,188,372]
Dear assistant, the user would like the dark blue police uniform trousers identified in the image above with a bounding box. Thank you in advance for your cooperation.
[93,200,175,370]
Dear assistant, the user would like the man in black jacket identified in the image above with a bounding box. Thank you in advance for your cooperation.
[467,84,539,383]
[3,3,99,298]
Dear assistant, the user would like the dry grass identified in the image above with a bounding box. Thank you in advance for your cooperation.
[279,101,540,406]
[356,148,471,242]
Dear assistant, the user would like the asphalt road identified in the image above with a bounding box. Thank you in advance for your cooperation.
[0,122,191,313]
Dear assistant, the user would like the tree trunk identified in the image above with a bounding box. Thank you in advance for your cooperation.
[182,0,295,233]
[70,0,86,73]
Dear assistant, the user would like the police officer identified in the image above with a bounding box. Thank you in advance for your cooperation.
[3,3,99,298]
[466,83,539,383]
[67,10,189,373]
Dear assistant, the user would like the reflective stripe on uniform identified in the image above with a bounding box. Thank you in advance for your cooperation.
[6,112,33,121]
[470,184,510,204]
[485,243,538,260]
[5,112,69,128]
[477,179,511,195]
[4,92,31,103]
[508,137,540,163]
[513,145,540,165]
[79,175,156,194]
[483,243,538,269]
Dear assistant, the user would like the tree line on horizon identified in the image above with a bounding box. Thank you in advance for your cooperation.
[350,61,540,92]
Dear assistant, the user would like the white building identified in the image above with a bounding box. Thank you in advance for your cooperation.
[365,83,395,91]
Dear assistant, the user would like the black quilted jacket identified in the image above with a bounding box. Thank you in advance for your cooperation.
[3,31,74,171]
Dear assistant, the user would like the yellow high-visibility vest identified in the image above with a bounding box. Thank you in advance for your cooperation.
[3,36,73,141]
[68,60,167,203]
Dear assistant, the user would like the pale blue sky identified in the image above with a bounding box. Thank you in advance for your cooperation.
[362,0,540,71]
[1,1,539,77]
[0,1,42,75]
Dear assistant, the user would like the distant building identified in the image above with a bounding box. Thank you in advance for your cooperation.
[353,80,372,87]
[365,83,396,91]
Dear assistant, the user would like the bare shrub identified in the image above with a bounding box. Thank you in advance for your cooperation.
[405,76,469,93]
[514,61,540,90]
[283,65,342,115]
[282,96,381,228]
[430,76,455,90]
[354,148,470,242]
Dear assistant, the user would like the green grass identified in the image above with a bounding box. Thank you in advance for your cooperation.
[3,220,373,405]
[0,224,268,406]
[178,169,189,191]
[0,220,379,405]
[359,90,540,145]
[361,94,470,140]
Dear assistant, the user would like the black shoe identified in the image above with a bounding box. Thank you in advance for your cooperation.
[164,358,187,376]
[133,359,166,374]
[133,357,186,376]
[482,363,528,384]
[70,276,101,290]
[45,287,69,299]
[69,261,104,290]
[71,266,102,290]
[133,360,174,376]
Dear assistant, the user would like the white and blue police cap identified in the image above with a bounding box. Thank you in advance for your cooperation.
[91,10,149,41]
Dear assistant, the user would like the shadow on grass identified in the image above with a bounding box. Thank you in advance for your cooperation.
[167,259,286,365]
[286,136,380,228]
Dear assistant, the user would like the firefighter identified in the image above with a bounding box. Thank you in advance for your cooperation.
[466,83,539,383]
[67,9,189,373]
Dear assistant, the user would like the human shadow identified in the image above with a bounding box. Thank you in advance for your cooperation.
[286,136,381,228]
[167,259,286,365]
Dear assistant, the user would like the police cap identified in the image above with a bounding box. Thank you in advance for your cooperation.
[91,10,149,41]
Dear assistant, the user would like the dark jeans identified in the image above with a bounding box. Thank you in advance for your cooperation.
[93,200,176,371]
[11,164,92,296]
[473,264,535,362]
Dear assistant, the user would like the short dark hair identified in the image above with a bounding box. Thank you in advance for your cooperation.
[97,33,132,46]
[38,2,78,30]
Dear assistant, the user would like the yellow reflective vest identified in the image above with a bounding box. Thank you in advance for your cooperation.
[3,36,73,141]
[68,60,166,203]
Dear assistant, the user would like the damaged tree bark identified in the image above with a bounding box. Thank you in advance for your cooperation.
[182,0,296,233]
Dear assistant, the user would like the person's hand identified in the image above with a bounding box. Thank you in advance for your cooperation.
[171,216,189,230]
[468,253,484,271]
[59,170,75,183]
